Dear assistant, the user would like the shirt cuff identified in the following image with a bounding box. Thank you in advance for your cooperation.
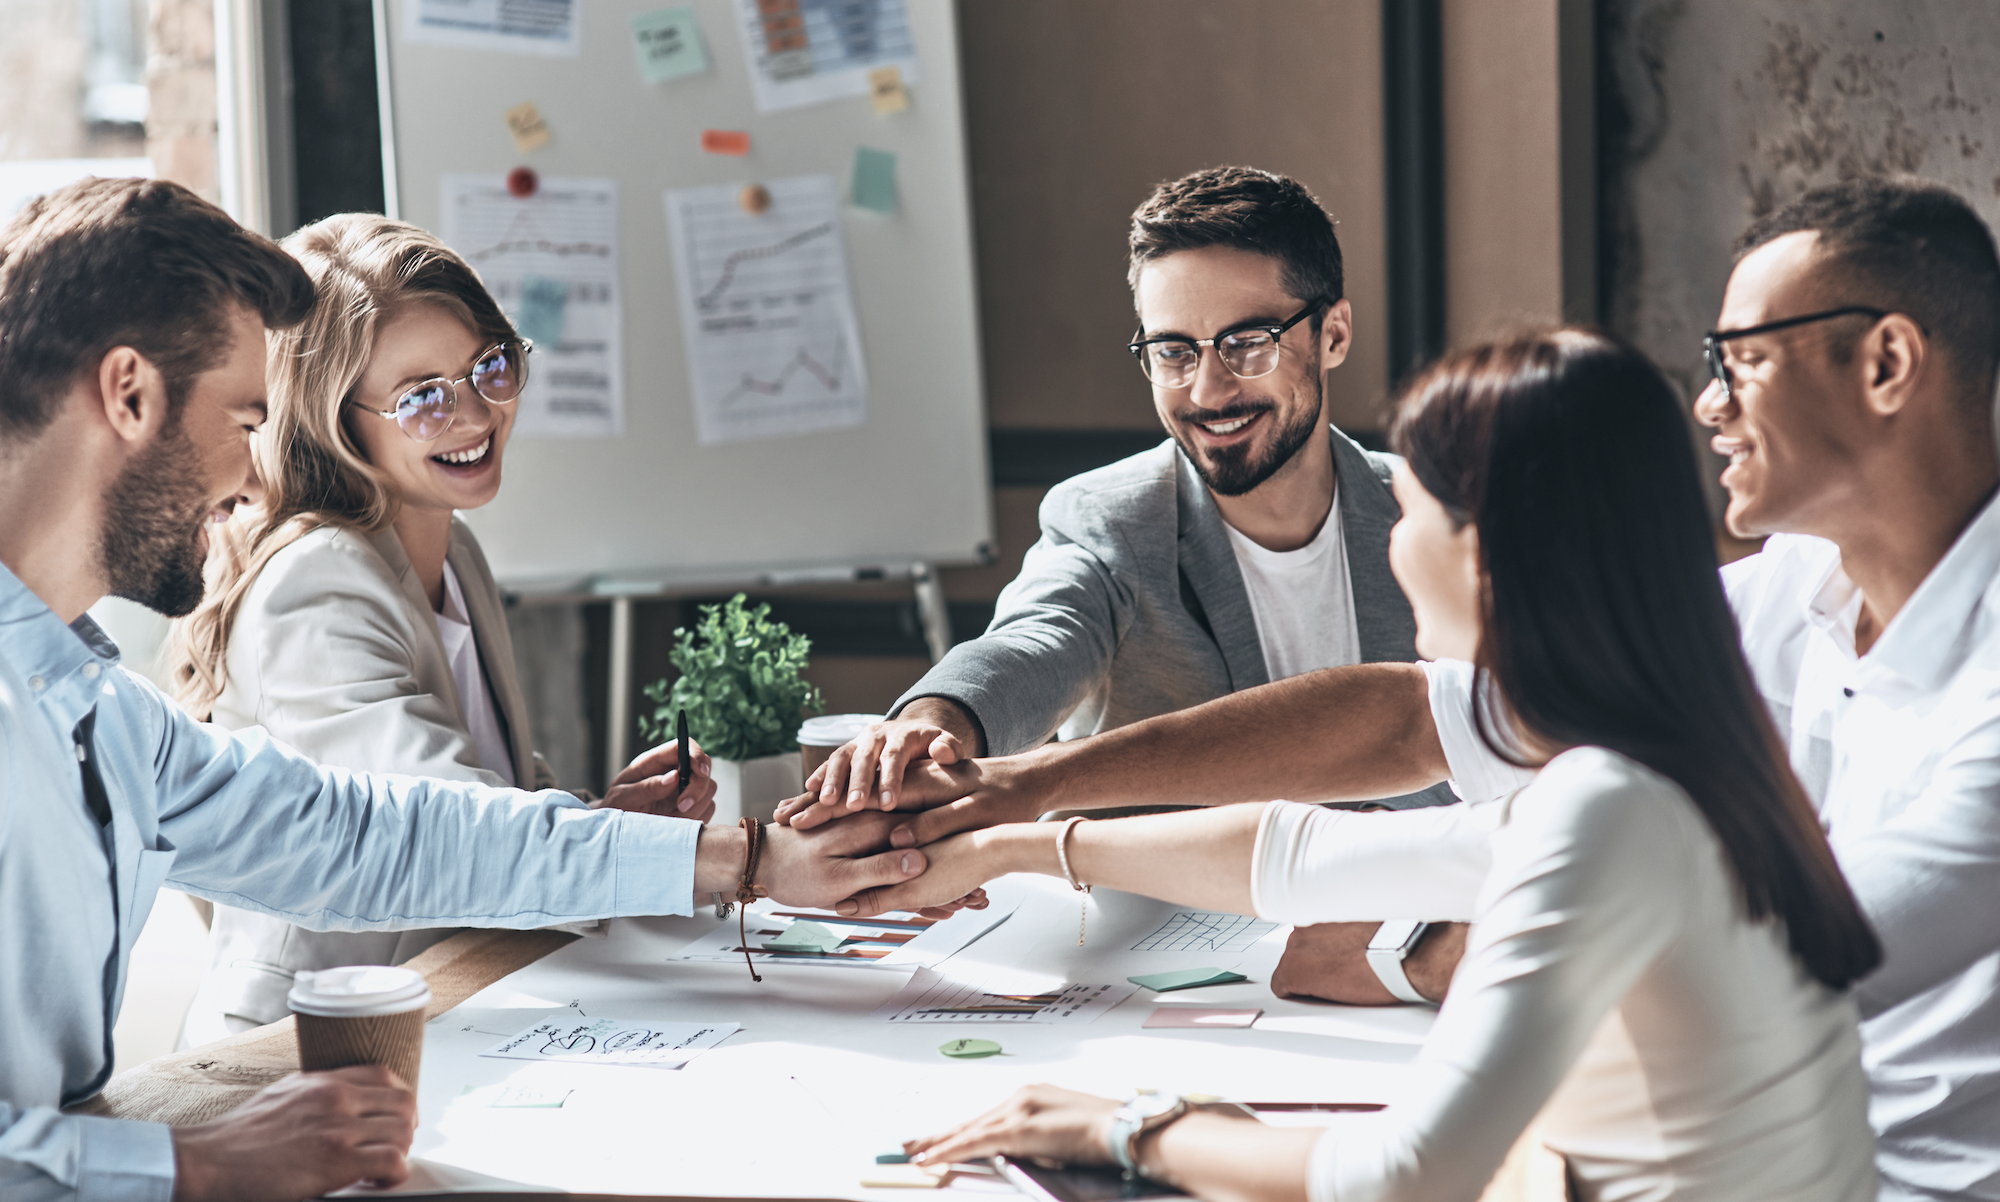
[612,812,702,917]
[75,1114,177,1202]
[1419,659,1539,804]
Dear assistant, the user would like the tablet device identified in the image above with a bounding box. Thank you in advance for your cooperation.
[990,1156,1187,1202]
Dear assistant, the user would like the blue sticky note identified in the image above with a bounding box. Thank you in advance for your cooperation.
[631,7,709,84]
[516,275,568,348]
[852,146,897,214]
[1127,968,1248,992]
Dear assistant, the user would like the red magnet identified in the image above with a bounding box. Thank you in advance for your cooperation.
[506,166,539,198]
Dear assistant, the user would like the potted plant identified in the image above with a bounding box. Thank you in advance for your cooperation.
[641,594,824,823]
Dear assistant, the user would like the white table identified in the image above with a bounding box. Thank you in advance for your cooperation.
[386,877,1434,1199]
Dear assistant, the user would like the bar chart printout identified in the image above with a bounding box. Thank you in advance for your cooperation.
[665,174,869,446]
[875,968,1137,1024]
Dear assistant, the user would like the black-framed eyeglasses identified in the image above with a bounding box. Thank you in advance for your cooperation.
[1128,299,1327,389]
[348,339,532,442]
[1701,307,1886,401]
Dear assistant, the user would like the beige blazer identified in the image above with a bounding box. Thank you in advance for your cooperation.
[184,518,564,1042]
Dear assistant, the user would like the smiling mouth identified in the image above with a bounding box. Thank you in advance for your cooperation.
[1184,409,1267,439]
[432,435,491,467]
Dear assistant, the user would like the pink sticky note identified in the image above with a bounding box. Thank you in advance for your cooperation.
[1143,1007,1262,1029]
[701,129,751,156]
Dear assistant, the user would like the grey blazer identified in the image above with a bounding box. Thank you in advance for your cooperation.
[895,427,1453,809]
[185,519,565,1042]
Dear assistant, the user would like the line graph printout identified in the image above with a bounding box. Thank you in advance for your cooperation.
[874,968,1136,1025]
[441,175,623,437]
[1130,911,1281,954]
[731,0,921,113]
[666,174,867,445]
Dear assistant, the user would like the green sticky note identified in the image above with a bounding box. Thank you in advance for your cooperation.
[764,919,845,953]
[1127,968,1248,992]
[876,1153,912,1164]
[516,275,568,348]
[631,7,710,83]
[939,1038,1002,1059]
[852,146,897,214]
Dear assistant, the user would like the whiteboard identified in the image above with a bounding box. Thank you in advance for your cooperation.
[376,0,992,590]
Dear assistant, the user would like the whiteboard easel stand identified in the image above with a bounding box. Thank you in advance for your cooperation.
[593,565,955,785]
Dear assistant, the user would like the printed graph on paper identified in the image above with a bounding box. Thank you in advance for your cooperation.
[1129,911,1281,954]
[665,174,868,445]
[874,968,1136,1025]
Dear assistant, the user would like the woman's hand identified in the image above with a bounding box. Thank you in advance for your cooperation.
[906,1085,1120,1169]
[833,827,1021,917]
[595,738,717,821]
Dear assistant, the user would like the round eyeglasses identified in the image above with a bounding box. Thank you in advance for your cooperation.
[349,339,531,442]
[1127,299,1326,390]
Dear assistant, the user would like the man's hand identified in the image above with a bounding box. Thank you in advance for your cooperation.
[171,1066,416,1202]
[784,755,1053,845]
[693,810,930,910]
[1269,921,1468,1005]
[776,699,983,825]
[594,738,717,821]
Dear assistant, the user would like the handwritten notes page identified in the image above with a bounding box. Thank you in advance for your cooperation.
[480,1013,738,1068]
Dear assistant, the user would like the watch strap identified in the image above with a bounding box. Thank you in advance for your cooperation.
[1366,922,1433,1004]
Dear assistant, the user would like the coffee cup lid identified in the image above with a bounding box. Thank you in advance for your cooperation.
[797,713,885,747]
[288,965,433,1017]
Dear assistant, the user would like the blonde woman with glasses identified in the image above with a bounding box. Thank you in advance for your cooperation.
[169,214,716,1043]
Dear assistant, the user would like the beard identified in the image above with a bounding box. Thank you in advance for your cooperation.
[99,413,213,617]
[1170,370,1324,498]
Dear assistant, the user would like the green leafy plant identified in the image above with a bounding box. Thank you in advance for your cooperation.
[640,594,824,761]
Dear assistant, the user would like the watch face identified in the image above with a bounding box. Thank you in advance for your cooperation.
[1128,1092,1183,1121]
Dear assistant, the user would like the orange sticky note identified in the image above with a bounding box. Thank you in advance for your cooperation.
[701,129,751,156]
[868,65,908,115]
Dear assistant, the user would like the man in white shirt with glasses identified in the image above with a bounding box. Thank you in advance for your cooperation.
[795,176,2000,1202]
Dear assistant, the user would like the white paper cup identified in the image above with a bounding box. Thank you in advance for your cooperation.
[797,713,885,778]
[289,965,432,1092]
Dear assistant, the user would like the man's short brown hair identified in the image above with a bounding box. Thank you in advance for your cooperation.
[0,177,314,439]
[1127,167,1344,323]
[1736,177,2000,411]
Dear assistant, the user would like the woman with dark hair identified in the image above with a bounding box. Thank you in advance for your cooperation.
[849,329,1882,1201]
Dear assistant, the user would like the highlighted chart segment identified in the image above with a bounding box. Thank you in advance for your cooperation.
[666,174,868,445]
[1130,911,1281,954]
[875,968,1136,1024]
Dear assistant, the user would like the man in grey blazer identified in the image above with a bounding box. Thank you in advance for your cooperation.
[800,167,1452,817]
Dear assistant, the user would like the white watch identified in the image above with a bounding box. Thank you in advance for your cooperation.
[1366,919,1433,1004]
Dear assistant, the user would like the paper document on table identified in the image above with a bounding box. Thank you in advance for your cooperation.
[666,174,867,444]
[479,1013,737,1068]
[441,175,623,436]
[1130,911,1280,954]
[669,891,1016,969]
[876,968,1136,1024]
[731,0,921,113]
[405,0,580,56]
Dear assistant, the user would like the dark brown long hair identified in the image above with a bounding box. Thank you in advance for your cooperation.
[1391,328,1880,990]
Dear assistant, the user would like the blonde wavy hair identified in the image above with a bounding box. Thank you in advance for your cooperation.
[168,213,517,717]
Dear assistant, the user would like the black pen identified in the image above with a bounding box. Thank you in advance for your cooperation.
[674,707,690,807]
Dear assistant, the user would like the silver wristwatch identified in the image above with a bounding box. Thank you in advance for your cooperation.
[1365,919,1433,1004]
[1106,1091,1189,1176]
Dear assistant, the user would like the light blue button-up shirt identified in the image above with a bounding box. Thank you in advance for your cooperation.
[0,562,700,1202]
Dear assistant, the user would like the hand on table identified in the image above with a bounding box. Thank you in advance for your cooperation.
[594,738,717,821]
[170,1065,415,1202]
[1269,921,1468,1005]
[906,1084,1121,1170]
[774,718,969,825]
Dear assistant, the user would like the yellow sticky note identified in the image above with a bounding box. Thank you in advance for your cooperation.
[869,65,908,115]
[504,101,551,152]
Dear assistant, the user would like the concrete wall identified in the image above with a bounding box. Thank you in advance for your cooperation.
[1600,1,2000,403]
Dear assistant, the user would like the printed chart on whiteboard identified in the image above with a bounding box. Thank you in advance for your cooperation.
[404,0,580,56]
[666,174,867,446]
[1130,911,1281,954]
[441,174,624,438]
[732,0,921,113]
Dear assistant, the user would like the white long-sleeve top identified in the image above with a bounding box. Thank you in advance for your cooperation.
[1250,745,1876,1202]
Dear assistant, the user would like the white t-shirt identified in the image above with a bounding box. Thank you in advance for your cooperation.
[1253,748,1876,1202]
[1222,486,1363,682]
[1424,493,2000,1201]
[435,560,516,787]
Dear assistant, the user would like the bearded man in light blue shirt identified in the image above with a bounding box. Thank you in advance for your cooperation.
[0,177,932,1202]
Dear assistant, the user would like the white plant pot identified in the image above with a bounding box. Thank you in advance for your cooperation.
[709,753,805,825]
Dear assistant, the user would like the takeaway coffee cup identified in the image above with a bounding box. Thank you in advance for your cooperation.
[289,965,432,1093]
[797,713,885,779]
